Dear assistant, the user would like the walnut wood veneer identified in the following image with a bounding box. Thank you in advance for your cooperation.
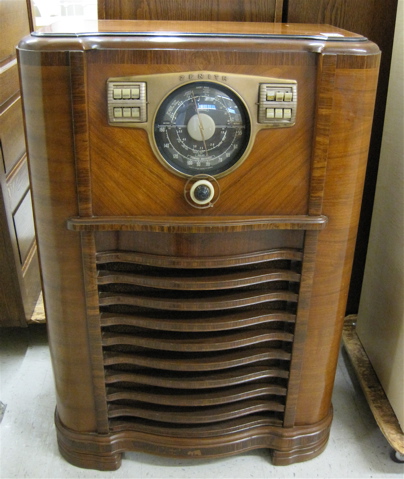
[18,21,380,470]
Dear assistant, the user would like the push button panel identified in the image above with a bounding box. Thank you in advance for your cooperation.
[108,82,147,123]
[258,83,297,125]
[107,74,297,132]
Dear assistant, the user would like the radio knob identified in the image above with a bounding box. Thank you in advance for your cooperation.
[194,184,210,201]
[190,179,215,205]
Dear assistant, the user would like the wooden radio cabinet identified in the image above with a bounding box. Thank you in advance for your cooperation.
[18,21,379,470]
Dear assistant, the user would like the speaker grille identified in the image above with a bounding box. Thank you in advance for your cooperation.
[96,248,302,435]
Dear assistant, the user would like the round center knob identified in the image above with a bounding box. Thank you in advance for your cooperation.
[190,179,215,205]
[194,184,211,201]
[187,113,216,142]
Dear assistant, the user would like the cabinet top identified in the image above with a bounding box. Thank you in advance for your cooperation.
[18,20,379,55]
[34,20,365,39]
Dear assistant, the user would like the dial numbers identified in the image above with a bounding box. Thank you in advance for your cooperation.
[153,82,251,176]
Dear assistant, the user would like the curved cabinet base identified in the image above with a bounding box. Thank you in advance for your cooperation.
[55,408,333,471]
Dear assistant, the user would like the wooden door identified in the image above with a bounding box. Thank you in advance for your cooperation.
[0,0,41,326]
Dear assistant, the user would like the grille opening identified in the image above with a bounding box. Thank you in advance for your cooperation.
[104,364,290,382]
[106,393,287,411]
[97,258,300,275]
[103,341,292,357]
[101,327,294,346]
[106,382,287,401]
[106,375,289,392]
[102,320,295,335]
[98,281,298,295]
[107,398,286,422]
[100,302,298,316]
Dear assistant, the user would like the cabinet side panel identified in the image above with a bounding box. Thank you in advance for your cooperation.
[295,55,380,424]
[18,50,97,432]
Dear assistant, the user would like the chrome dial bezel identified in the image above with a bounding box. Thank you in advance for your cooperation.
[152,81,252,177]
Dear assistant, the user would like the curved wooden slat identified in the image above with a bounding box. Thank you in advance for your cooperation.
[103,348,291,371]
[100,310,296,332]
[107,399,285,423]
[108,414,283,436]
[102,329,293,352]
[99,290,298,311]
[97,268,301,291]
[104,365,289,389]
[106,383,287,407]
[96,248,303,269]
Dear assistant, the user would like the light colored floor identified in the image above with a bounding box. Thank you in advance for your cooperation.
[0,325,403,479]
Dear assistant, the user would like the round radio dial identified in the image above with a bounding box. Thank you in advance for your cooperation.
[153,82,251,177]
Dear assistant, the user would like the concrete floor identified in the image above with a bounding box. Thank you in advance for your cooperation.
[0,324,403,479]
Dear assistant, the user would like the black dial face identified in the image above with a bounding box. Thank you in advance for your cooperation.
[153,82,251,176]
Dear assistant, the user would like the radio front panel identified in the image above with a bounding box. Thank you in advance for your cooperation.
[87,56,315,217]
[18,21,380,471]
[106,72,297,180]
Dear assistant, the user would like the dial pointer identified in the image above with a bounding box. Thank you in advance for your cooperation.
[192,93,209,156]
